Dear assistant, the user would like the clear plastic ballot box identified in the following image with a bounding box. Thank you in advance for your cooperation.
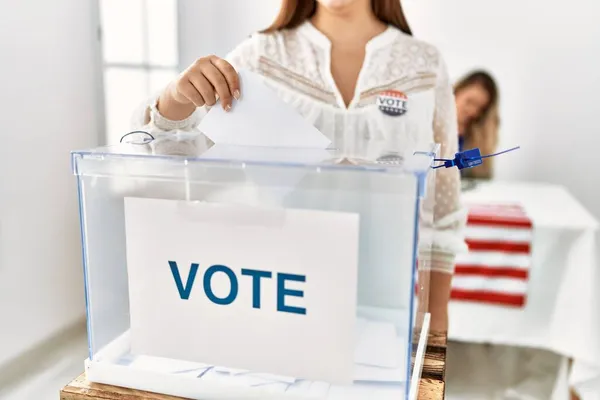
[71,133,437,400]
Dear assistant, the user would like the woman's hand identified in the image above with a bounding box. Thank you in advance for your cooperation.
[158,55,240,121]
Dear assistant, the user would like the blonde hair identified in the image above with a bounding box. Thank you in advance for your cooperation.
[454,71,500,179]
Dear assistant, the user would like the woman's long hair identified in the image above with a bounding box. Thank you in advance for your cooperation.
[454,70,500,179]
[262,0,412,35]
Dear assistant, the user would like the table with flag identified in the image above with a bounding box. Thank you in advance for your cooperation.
[451,203,533,307]
[446,181,600,396]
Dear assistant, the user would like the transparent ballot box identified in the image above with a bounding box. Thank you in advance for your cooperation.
[72,133,437,400]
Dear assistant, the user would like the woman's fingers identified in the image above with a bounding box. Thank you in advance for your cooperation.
[173,55,240,112]
[202,61,234,111]
[175,78,205,108]
[211,57,240,101]
[189,73,216,108]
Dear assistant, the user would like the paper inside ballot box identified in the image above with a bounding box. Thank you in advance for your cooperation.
[122,316,407,388]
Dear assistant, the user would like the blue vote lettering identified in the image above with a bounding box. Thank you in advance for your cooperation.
[203,265,238,305]
[168,261,306,315]
[277,273,307,315]
[168,261,198,300]
[241,269,272,309]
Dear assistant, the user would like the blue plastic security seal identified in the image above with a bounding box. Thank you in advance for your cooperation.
[414,146,520,170]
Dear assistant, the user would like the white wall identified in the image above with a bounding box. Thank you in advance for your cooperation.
[403,0,600,217]
[0,0,100,365]
[178,0,280,69]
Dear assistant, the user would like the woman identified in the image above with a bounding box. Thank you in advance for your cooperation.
[454,70,500,179]
[134,0,466,331]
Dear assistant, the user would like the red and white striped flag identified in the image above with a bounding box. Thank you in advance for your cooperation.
[451,203,532,307]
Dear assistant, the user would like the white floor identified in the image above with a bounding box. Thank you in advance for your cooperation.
[0,331,88,400]
[445,341,570,400]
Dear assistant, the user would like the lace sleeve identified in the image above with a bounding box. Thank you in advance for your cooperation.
[427,54,468,274]
[131,36,261,133]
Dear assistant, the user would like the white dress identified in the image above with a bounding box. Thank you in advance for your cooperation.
[133,21,467,273]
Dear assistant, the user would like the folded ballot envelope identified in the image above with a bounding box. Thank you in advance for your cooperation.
[198,69,331,149]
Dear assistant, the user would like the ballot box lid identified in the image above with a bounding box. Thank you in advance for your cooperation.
[72,132,437,176]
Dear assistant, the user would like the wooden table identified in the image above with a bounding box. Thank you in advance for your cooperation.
[60,332,447,400]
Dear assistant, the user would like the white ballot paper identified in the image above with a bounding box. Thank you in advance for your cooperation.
[354,318,401,368]
[353,317,407,383]
[198,69,331,149]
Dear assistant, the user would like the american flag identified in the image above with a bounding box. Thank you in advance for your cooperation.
[450,203,532,307]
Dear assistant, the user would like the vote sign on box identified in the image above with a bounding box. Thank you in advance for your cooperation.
[123,197,360,384]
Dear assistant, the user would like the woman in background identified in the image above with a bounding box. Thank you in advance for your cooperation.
[454,70,499,179]
[134,0,467,331]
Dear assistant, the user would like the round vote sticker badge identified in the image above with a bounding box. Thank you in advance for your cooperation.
[377,90,408,116]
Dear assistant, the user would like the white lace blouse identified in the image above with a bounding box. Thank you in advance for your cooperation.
[133,21,467,273]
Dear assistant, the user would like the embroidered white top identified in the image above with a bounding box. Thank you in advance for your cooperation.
[133,21,467,273]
